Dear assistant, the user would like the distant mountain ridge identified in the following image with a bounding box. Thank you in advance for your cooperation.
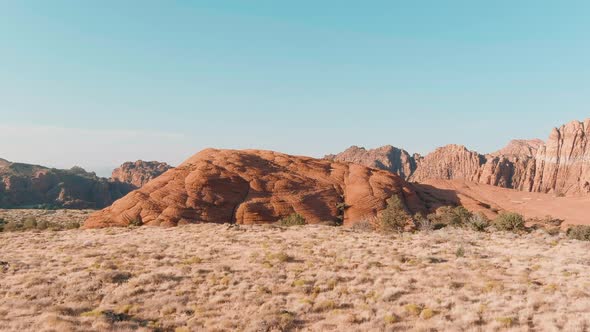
[0,159,171,209]
[328,119,590,196]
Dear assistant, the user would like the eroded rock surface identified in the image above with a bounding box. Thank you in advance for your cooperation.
[85,149,425,228]
[330,119,590,196]
[111,160,172,188]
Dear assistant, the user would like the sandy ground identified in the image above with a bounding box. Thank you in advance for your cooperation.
[0,209,93,227]
[415,180,590,226]
[1,224,590,331]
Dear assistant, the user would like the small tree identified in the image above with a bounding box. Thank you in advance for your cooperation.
[379,195,410,233]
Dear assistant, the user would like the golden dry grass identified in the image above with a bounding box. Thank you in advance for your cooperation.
[1,223,590,331]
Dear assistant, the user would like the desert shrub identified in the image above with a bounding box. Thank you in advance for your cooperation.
[36,220,49,230]
[567,225,590,241]
[428,206,472,228]
[455,246,465,258]
[278,213,306,227]
[128,218,143,227]
[335,199,349,225]
[379,195,410,233]
[3,221,21,232]
[350,216,376,232]
[63,220,81,230]
[468,213,490,232]
[22,217,38,230]
[0,218,5,232]
[415,217,433,232]
[493,212,525,232]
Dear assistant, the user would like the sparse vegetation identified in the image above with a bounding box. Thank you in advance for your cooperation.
[467,213,490,232]
[493,212,526,232]
[0,213,588,330]
[278,213,306,227]
[379,195,410,233]
[350,216,376,232]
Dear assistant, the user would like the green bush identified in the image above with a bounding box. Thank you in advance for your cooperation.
[566,225,590,241]
[428,206,473,228]
[379,195,410,233]
[493,212,525,232]
[278,213,306,226]
[128,218,143,227]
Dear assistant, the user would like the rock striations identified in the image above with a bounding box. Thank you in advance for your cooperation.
[111,160,172,189]
[329,119,590,196]
[85,149,425,228]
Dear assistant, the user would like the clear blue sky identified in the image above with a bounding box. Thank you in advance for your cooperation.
[1,1,589,175]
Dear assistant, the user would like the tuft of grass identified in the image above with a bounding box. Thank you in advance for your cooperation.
[420,308,436,320]
[384,314,398,324]
[313,300,337,312]
[455,246,465,258]
[80,309,103,318]
[404,303,423,316]
[495,316,517,328]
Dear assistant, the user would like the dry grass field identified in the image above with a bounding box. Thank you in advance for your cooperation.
[1,223,590,331]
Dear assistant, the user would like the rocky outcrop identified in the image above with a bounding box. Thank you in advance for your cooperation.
[85,149,426,228]
[530,119,590,195]
[325,145,418,179]
[0,161,133,209]
[409,145,484,183]
[111,160,172,189]
[330,119,590,196]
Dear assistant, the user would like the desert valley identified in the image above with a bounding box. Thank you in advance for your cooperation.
[1,119,589,331]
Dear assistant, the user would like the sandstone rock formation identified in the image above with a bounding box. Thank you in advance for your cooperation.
[491,139,544,158]
[0,161,132,209]
[85,149,425,228]
[111,160,172,189]
[325,145,418,179]
[330,119,590,196]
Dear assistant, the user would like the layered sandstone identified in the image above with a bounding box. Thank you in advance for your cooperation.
[111,160,172,189]
[325,145,418,179]
[0,161,132,209]
[85,149,425,228]
[330,119,590,196]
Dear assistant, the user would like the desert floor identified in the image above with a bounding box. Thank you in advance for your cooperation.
[416,179,590,226]
[1,224,590,332]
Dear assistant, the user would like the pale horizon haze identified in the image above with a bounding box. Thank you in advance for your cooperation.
[1,1,589,176]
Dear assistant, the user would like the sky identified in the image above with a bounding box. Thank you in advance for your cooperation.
[1,1,589,176]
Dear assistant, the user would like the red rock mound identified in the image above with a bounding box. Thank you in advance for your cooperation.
[85,149,425,228]
[111,160,172,189]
